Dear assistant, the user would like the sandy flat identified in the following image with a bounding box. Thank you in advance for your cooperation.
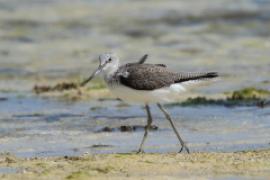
[0,149,270,180]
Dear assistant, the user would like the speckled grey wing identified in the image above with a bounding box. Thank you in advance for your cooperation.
[119,64,174,90]
[118,63,218,91]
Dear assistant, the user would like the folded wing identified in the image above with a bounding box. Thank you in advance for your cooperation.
[118,64,218,91]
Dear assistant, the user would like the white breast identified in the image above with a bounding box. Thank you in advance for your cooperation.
[108,83,187,104]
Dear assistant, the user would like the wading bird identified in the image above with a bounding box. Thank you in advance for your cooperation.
[82,53,218,153]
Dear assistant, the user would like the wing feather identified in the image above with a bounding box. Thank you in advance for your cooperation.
[117,64,218,91]
[118,64,174,90]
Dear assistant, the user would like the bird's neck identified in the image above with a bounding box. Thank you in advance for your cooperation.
[102,63,119,81]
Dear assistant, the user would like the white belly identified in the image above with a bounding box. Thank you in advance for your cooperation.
[108,83,186,104]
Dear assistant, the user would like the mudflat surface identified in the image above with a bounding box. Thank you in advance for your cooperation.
[0,150,270,180]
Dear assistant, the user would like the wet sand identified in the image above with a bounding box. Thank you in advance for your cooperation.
[0,149,270,179]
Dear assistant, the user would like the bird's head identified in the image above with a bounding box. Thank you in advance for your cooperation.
[80,52,119,86]
[98,52,119,73]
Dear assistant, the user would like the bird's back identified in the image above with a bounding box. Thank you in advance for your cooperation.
[115,63,218,91]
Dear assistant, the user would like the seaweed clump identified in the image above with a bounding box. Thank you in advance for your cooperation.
[229,87,270,100]
[169,87,270,108]
[33,79,106,94]
[34,82,79,94]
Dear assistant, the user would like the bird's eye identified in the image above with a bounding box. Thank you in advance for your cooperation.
[108,58,112,62]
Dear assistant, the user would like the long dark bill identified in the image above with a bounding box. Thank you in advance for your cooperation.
[80,64,105,87]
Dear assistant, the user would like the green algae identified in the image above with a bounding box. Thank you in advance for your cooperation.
[85,79,106,90]
[93,166,114,174]
[33,78,106,94]
[65,166,114,179]
[168,87,270,107]
[66,171,92,179]
[33,82,79,94]
[32,78,110,101]
[230,87,270,100]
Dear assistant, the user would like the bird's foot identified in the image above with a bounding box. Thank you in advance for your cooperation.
[136,149,145,154]
[178,143,190,154]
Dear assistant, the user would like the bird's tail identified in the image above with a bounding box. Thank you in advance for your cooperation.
[175,72,218,83]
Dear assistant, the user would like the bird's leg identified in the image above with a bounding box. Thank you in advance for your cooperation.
[157,103,190,153]
[137,104,153,153]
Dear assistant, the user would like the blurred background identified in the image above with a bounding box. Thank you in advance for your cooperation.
[0,0,270,157]
[0,0,270,92]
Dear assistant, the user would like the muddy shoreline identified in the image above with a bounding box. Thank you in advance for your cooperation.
[0,149,270,179]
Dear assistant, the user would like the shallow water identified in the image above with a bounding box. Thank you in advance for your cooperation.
[0,167,19,174]
[0,93,269,157]
[0,0,270,159]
